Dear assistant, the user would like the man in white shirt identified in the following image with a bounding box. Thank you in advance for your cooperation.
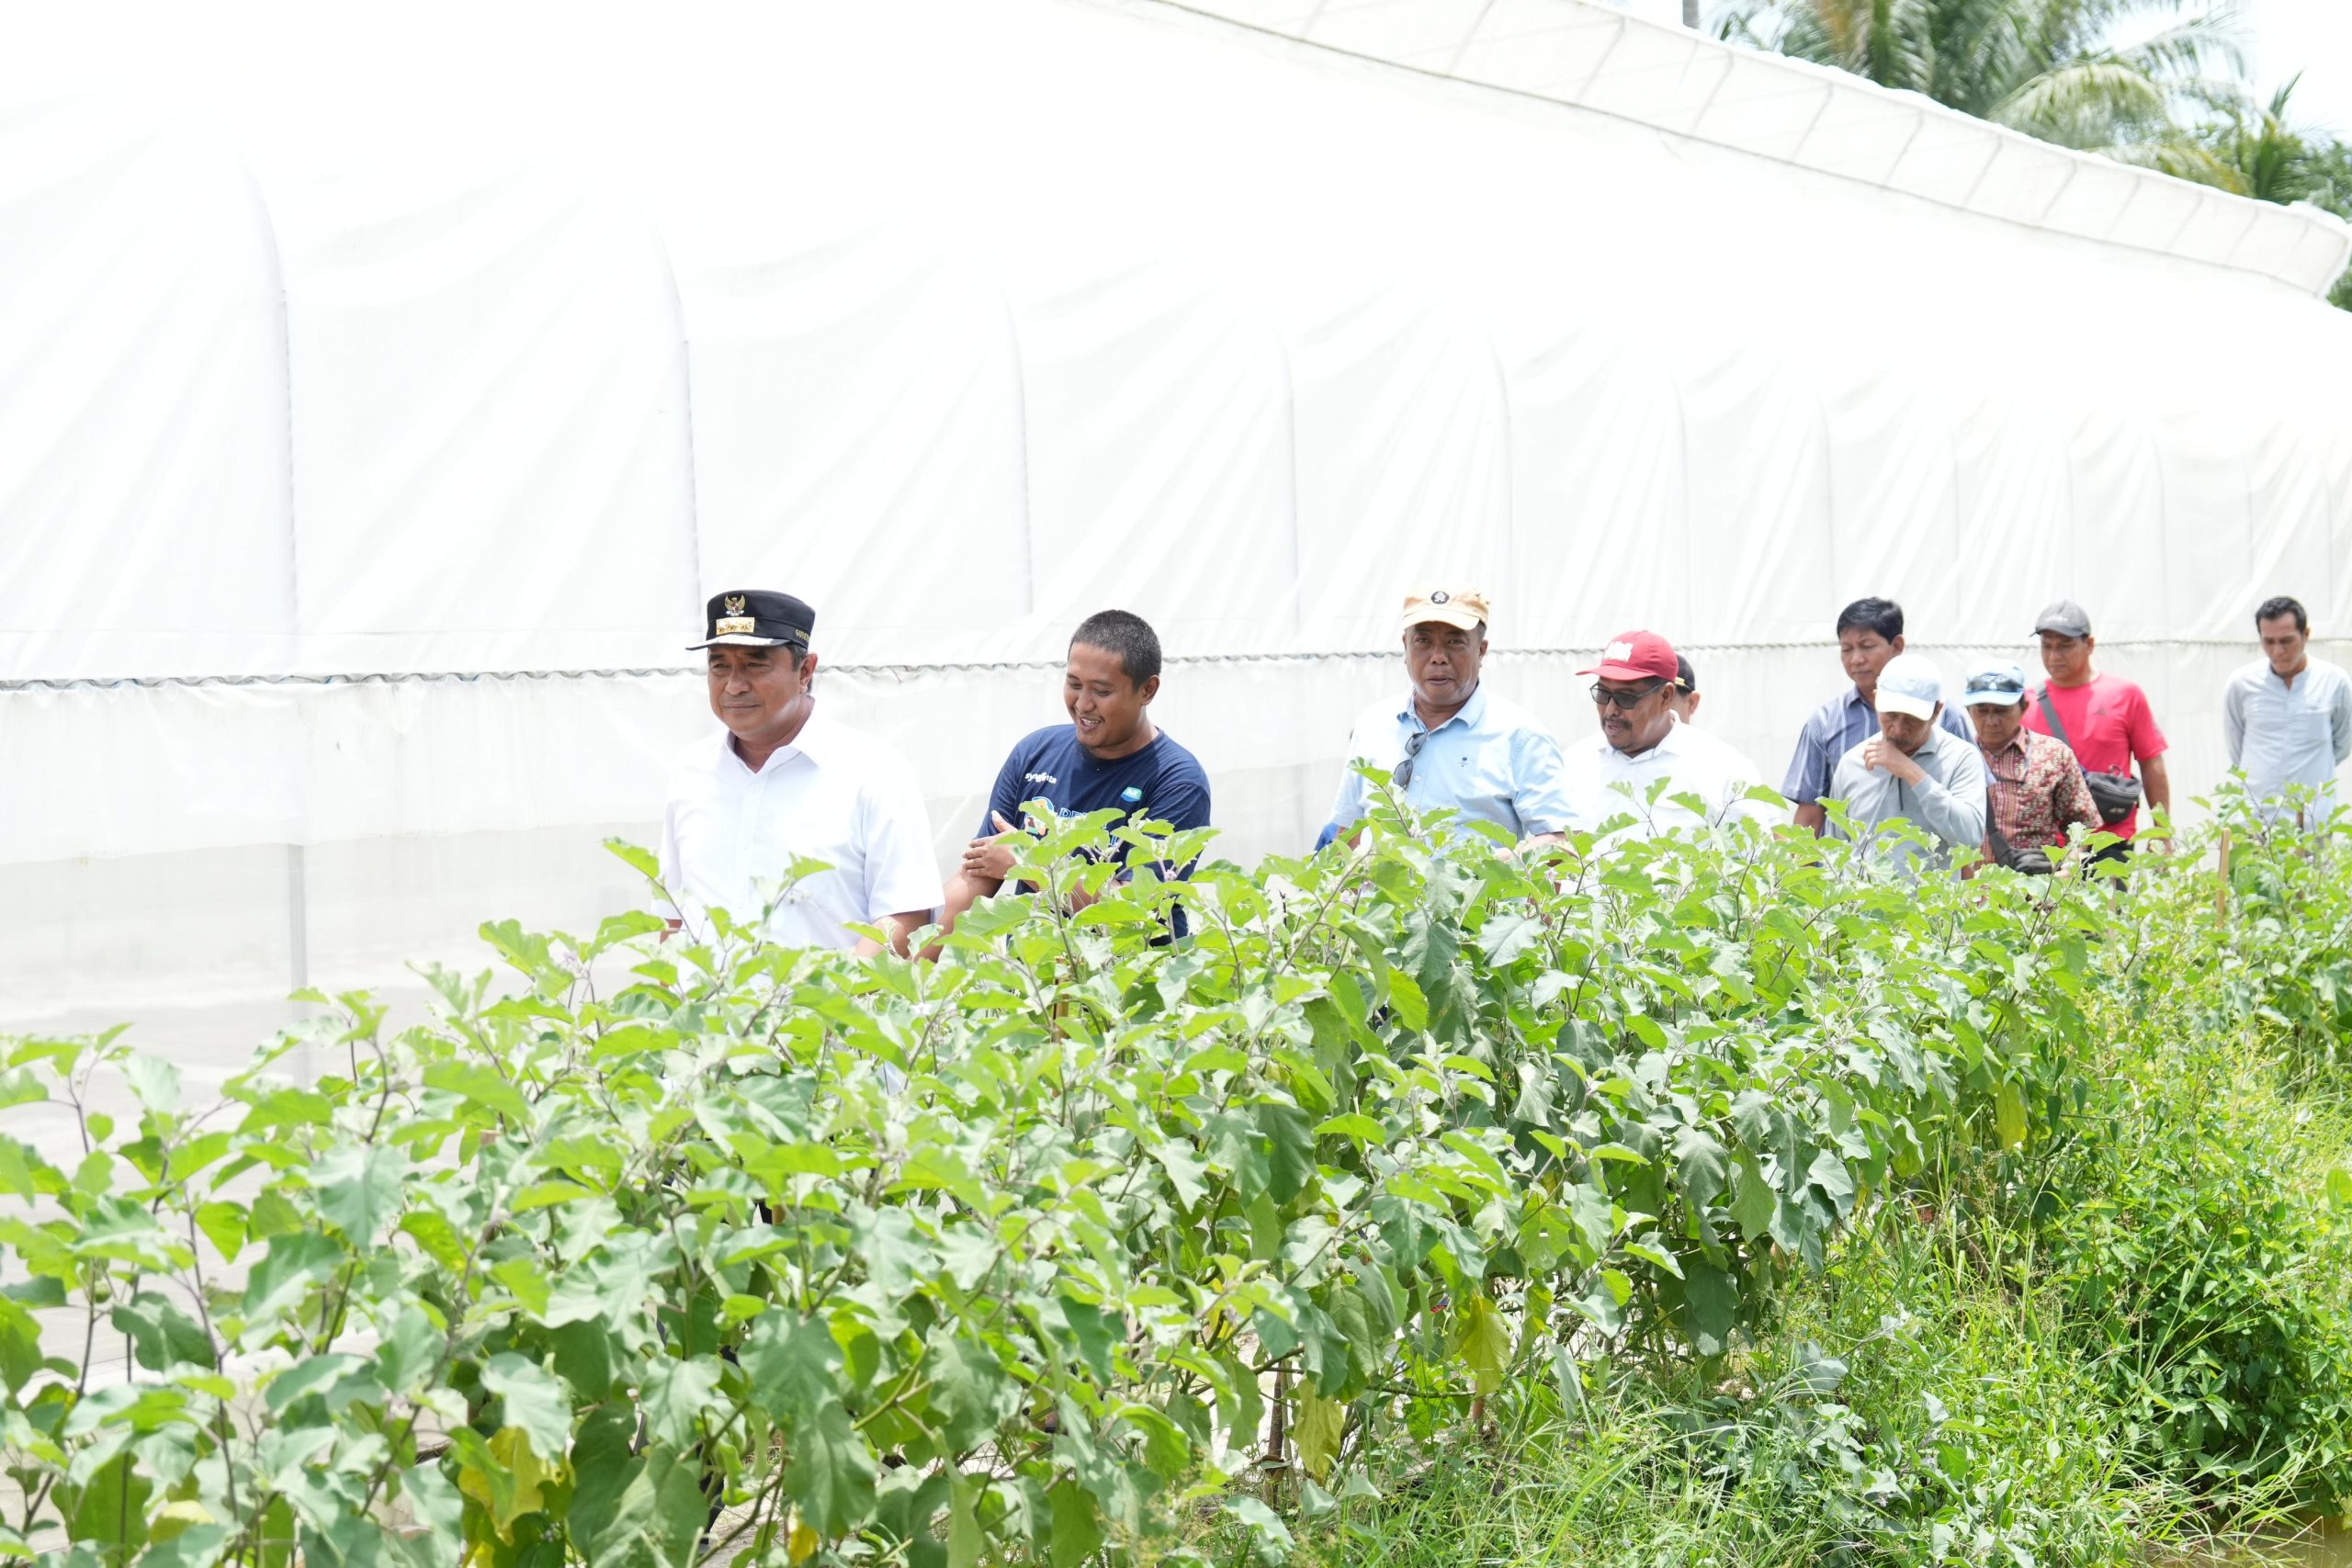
[1827,652,1987,874]
[658,590,942,954]
[1565,630,1772,838]
[2222,594,2352,828]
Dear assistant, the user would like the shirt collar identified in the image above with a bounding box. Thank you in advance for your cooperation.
[1399,681,1488,736]
[1592,714,1688,763]
[725,703,829,775]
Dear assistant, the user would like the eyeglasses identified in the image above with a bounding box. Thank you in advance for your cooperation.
[1589,681,1668,710]
[1965,683,2025,704]
[1394,728,1430,789]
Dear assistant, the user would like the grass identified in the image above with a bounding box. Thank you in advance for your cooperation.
[1278,1048,2352,1568]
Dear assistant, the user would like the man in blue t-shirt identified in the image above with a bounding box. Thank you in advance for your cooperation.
[937,610,1212,939]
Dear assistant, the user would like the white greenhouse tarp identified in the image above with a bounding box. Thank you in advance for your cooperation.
[3,0,2351,1024]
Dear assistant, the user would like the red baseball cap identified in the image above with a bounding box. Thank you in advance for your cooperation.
[1578,630,1679,684]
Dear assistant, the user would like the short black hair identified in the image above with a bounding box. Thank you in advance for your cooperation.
[1836,598,1904,641]
[1070,609,1162,686]
[2256,595,2308,635]
[1675,654,1696,693]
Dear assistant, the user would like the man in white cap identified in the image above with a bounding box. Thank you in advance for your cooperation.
[1826,652,1987,872]
[1328,585,1575,846]
[659,589,943,954]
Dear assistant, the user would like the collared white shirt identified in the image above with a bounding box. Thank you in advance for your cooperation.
[1329,682,1575,840]
[1563,716,1775,840]
[2222,657,2352,820]
[657,706,943,949]
[1827,720,1988,874]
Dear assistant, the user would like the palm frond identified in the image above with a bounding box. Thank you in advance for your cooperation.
[2098,139,2247,193]
[2108,6,2246,89]
[1990,58,2169,143]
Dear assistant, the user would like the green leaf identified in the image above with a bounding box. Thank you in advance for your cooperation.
[1680,1261,1739,1357]
[1257,1100,1317,1205]
[241,1233,341,1322]
[1993,1080,2029,1150]
[743,1313,843,1429]
[1672,1126,1729,1211]
[948,1474,985,1568]
[0,1297,43,1394]
[111,1294,214,1374]
[1453,1292,1512,1397]
[582,1442,706,1568]
[248,1188,304,1239]
[1313,1112,1385,1145]
[1294,1384,1347,1481]
[1730,1156,1776,1242]
[1148,1140,1209,1207]
[192,1201,246,1265]
[784,1399,879,1539]
[1051,1294,1121,1382]
[420,1061,529,1123]
[0,1068,43,1112]
[922,1328,1017,1453]
[605,838,663,882]
[312,1145,405,1244]
[481,1352,571,1463]
[640,1356,722,1449]
[1226,1495,1295,1564]
[122,1055,181,1115]
[1805,1148,1857,1215]
[1048,1478,1104,1568]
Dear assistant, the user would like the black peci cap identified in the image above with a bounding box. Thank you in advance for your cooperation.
[689,590,815,651]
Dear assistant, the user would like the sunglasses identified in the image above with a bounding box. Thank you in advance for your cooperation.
[1394,727,1430,789]
[1589,680,1668,710]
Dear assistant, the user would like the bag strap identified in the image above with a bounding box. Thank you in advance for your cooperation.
[2036,686,2073,750]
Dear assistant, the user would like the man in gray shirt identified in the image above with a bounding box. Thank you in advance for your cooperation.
[1828,652,1987,872]
[2223,595,2352,827]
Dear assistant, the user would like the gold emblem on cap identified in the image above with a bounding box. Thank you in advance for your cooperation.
[723,594,747,615]
[715,616,756,637]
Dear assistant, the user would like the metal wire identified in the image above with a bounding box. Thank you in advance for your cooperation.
[0,637,2291,694]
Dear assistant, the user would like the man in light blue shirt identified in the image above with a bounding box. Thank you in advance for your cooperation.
[1328,585,1574,845]
[2223,595,2352,826]
[1785,597,1973,836]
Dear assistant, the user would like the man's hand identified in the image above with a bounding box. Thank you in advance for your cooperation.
[1860,737,1926,784]
[959,811,1024,884]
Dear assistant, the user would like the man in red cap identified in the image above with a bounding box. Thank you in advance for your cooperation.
[1564,630,1772,839]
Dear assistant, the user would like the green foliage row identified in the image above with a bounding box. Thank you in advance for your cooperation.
[0,782,2313,1566]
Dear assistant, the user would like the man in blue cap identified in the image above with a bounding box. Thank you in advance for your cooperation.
[658,590,942,954]
[1962,659,2098,874]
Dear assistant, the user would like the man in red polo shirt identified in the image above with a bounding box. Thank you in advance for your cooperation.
[2022,600,2171,859]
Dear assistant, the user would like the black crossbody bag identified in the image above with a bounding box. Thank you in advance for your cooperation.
[2035,688,2142,826]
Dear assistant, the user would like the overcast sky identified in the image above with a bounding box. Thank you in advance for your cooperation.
[1602,0,2352,140]
[2245,0,2352,137]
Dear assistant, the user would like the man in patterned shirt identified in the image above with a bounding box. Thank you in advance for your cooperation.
[1962,660,2098,873]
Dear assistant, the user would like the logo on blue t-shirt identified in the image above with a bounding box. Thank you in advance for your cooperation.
[982,727,1213,853]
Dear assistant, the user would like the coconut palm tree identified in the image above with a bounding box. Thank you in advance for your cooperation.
[2146,78,2352,310]
[1719,0,2242,153]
